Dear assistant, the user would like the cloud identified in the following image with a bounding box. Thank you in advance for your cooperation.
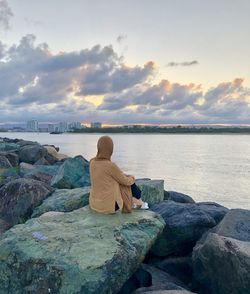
[0,35,249,124]
[116,34,127,44]
[24,17,43,27]
[0,0,13,30]
[167,60,199,67]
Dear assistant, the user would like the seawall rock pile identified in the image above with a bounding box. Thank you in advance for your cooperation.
[0,136,250,294]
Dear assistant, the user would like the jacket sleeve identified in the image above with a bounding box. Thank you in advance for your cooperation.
[109,162,135,186]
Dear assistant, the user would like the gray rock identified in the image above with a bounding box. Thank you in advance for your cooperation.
[0,142,20,152]
[150,200,228,256]
[0,152,19,167]
[19,144,48,164]
[132,264,188,293]
[0,207,165,294]
[151,256,193,286]
[133,291,196,294]
[16,140,39,147]
[192,209,250,294]
[0,178,54,226]
[136,179,164,207]
[0,218,11,235]
[32,187,90,217]
[164,191,195,204]
[0,155,12,168]
[196,202,229,224]
[34,157,50,165]
[51,155,90,189]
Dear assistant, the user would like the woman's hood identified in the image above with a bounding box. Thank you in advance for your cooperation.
[93,135,113,161]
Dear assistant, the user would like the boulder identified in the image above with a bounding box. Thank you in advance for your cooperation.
[150,200,228,256]
[34,157,50,165]
[192,209,250,294]
[43,145,68,161]
[51,155,90,189]
[0,178,54,226]
[149,256,193,286]
[0,167,20,178]
[0,218,11,235]
[132,291,196,294]
[0,155,12,168]
[3,152,19,167]
[24,172,53,185]
[0,207,165,294]
[19,144,48,164]
[0,142,20,152]
[32,187,90,217]
[132,264,189,293]
[20,163,60,179]
[136,179,164,207]
[16,140,39,147]
[164,191,195,204]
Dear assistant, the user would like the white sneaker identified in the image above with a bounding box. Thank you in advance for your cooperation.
[140,202,149,209]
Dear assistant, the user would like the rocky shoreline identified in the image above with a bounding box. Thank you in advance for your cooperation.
[0,136,249,294]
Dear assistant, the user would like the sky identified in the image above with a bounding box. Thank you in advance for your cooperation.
[0,0,250,125]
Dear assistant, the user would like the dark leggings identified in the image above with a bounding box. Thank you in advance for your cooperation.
[115,183,142,211]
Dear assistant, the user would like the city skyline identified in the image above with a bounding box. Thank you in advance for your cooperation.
[0,0,249,125]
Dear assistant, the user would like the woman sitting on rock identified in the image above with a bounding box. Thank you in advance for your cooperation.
[89,135,148,214]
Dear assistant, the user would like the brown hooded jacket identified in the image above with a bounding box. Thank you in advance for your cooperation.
[89,135,135,214]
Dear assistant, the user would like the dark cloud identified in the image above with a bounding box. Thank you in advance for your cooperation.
[0,35,249,124]
[167,60,199,67]
[0,0,13,30]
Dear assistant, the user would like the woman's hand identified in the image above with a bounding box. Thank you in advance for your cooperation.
[126,174,135,180]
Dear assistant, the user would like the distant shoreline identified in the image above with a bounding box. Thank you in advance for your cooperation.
[68,127,250,134]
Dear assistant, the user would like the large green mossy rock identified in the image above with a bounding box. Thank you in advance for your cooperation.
[135,179,164,207]
[51,155,90,189]
[0,207,165,294]
[32,187,90,217]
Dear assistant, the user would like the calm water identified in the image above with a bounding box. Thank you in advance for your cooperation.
[1,132,250,209]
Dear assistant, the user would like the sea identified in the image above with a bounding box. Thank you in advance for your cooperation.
[1,132,249,209]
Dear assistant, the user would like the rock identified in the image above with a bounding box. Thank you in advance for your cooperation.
[34,157,50,165]
[0,142,20,152]
[0,178,54,226]
[24,172,53,185]
[0,151,19,167]
[20,163,60,177]
[0,155,12,168]
[192,209,250,294]
[51,155,90,189]
[43,144,60,152]
[132,264,189,293]
[0,167,19,178]
[132,291,196,294]
[135,179,164,207]
[149,256,193,286]
[164,191,195,204]
[16,140,39,147]
[19,162,34,172]
[19,144,48,164]
[196,202,228,224]
[150,200,228,256]
[0,219,11,235]
[0,207,165,294]
[32,187,90,217]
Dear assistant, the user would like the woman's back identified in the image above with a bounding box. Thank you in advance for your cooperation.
[89,158,135,214]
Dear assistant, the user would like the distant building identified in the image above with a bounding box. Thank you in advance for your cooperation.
[26,120,39,132]
[48,124,55,133]
[91,122,102,128]
[68,122,83,130]
[59,121,68,133]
